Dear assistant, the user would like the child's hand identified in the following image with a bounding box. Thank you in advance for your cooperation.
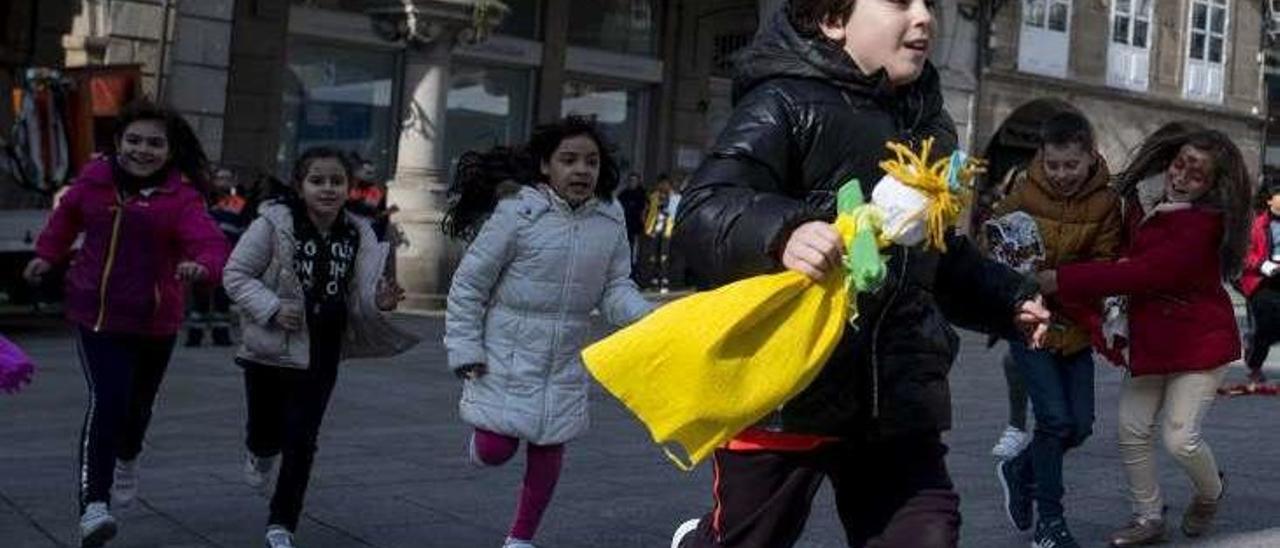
[1015,295,1052,349]
[175,261,208,282]
[273,301,304,331]
[782,221,844,281]
[375,278,405,311]
[455,363,487,380]
[22,258,52,285]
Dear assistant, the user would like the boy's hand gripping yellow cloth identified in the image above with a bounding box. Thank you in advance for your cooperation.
[582,140,979,470]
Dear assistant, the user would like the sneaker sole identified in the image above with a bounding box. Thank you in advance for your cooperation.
[996,461,1031,531]
[671,518,700,548]
[81,521,117,547]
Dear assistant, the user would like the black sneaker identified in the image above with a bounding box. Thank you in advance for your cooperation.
[184,328,203,347]
[997,459,1033,531]
[1033,518,1080,548]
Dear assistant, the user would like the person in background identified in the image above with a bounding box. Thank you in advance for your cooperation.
[617,171,649,277]
[187,166,254,347]
[1238,177,1280,386]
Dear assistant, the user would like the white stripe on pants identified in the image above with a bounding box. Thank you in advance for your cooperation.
[1117,365,1227,519]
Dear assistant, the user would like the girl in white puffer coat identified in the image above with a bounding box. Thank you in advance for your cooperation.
[444,116,653,548]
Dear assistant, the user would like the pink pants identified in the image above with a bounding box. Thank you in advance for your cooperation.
[473,428,565,541]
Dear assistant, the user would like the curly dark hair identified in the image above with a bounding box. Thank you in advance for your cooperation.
[442,115,620,240]
[1118,125,1252,280]
[113,100,211,195]
[441,145,535,240]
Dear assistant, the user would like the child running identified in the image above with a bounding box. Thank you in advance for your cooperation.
[992,111,1123,548]
[1039,128,1251,546]
[669,1,1050,546]
[443,116,654,548]
[1239,177,1280,386]
[23,101,229,547]
[222,147,419,548]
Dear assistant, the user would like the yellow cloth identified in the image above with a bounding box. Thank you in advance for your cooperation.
[582,214,858,470]
[582,139,980,470]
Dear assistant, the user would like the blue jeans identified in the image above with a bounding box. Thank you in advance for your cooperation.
[1007,341,1095,521]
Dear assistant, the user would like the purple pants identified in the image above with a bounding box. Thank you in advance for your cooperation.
[472,428,565,542]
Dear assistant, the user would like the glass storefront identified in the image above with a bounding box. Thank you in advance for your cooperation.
[496,0,541,39]
[279,39,399,179]
[568,0,657,56]
[561,78,646,176]
[445,63,535,183]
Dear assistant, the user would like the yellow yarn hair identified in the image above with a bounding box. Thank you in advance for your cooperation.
[878,138,984,252]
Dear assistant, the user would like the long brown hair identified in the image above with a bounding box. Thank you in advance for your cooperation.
[1118,126,1251,279]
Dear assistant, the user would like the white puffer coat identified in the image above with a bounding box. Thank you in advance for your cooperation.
[445,185,653,445]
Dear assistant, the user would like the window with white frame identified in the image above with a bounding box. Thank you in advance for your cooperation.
[1019,0,1072,78]
[1184,0,1229,103]
[1108,0,1153,91]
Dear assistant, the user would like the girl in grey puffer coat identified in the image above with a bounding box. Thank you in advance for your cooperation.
[444,117,653,548]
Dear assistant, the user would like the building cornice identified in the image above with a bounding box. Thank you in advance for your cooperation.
[982,68,1265,127]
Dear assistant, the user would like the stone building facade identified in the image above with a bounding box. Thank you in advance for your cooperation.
[978,0,1266,177]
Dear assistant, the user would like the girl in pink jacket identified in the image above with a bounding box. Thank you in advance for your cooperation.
[23,101,228,548]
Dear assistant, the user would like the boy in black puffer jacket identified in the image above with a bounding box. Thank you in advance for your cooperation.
[669,1,1051,547]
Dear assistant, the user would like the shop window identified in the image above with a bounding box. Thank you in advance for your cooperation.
[562,79,647,176]
[444,63,535,184]
[279,39,398,179]
[568,0,657,56]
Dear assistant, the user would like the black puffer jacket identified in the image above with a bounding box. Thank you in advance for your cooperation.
[673,11,1037,439]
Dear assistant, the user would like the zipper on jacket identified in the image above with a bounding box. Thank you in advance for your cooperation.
[869,248,909,419]
[93,196,126,332]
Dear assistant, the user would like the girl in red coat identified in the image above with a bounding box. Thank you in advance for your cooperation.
[1039,128,1250,546]
[1238,180,1280,385]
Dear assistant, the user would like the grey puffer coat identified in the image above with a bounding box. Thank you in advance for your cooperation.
[445,185,653,445]
[223,203,420,369]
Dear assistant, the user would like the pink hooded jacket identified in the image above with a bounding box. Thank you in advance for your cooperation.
[35,158,229,336]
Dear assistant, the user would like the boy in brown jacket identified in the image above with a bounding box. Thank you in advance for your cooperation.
[992,111,1122,548]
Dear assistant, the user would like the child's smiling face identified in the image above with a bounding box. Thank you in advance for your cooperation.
[1165,145,1215,204]
[1041,142,1094,196]
[299,157,350,219]
[820,0,935,87]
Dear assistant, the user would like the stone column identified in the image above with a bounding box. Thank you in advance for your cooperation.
[392,40,455,309]
[365,0,508,309]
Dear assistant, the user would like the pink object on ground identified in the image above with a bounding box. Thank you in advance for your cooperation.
[0,336,36,394]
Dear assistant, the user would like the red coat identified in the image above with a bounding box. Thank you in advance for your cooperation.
[1240,211,1273,297]
[35,158,229,336]
[1057,205,1240,376]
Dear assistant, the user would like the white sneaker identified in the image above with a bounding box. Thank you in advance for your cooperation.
[79,502,118,547]
[110,459,139,508]
[244,452,277,493]
[265,525,295,548]
[503,538,537,548]
[991,425,1031,460]
[671,518,700,548]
